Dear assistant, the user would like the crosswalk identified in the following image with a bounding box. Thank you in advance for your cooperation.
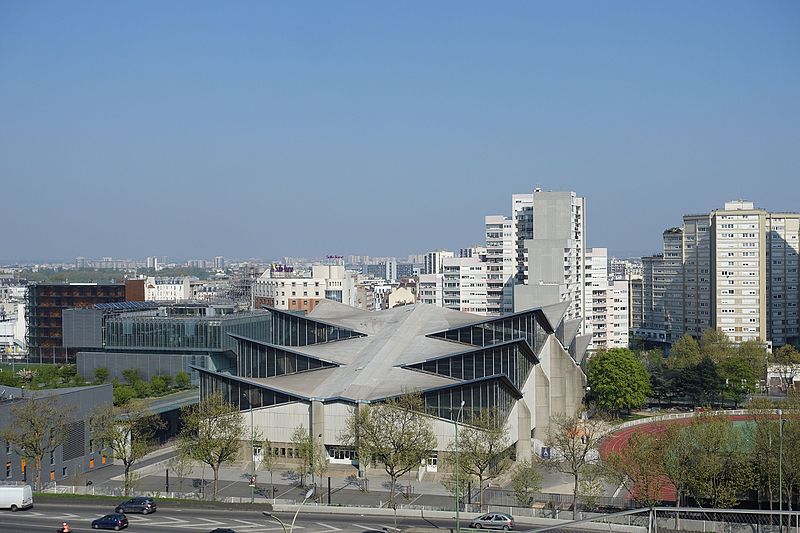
[4,511,377,532]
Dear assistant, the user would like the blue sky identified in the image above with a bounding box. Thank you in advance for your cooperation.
[1,1,798,262]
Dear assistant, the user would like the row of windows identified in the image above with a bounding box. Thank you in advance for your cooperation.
[200,372,301,410]
[236,338,337,378]
[422,380,516,423]
[429,311,549,354]
[408,342,535,391]
[271,311,364,347]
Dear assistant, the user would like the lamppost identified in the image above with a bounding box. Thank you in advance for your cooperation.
[250,406,255,504]
[455,400,465,533]
[778,409,784,530]
[263,487,314,533]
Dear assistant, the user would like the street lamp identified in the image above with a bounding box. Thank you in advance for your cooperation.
[250,406,255,504]
[263,488,314,533]
[263,512,288,533]
[779,409,784,529]
[455,400,466,533]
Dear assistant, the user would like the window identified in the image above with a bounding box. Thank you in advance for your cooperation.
[5,462,10,478]
[50,450,55,466]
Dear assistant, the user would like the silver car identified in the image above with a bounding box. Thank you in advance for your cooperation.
[469,512,515,530]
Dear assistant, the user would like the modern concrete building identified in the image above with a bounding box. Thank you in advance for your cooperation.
[26,282,128,361]
[515,191,587,333]
[72,303,270,383]
[252,265,358,313]
[197,301,586,470]
[634,201,800,347]
[0,384,113,485]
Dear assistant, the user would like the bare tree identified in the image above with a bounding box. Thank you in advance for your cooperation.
[342,393,436,509]
[543,411,606,519]
[89,401,164,496]
[178,392,244,500]
[450,409,511,511]
[168,453,194,495]
[1,394,71,490]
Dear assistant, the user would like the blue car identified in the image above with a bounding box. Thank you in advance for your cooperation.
[91,513,129,530]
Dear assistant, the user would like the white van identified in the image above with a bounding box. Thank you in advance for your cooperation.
[0,485,33,511]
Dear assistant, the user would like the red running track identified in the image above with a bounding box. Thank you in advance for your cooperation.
[599,414,755,502]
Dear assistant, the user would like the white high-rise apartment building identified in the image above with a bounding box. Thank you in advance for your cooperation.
[423,250,455,275]
[635,201,800,346]
[484,215,515,315]
[584,248,629,349]
[418,257,489,315]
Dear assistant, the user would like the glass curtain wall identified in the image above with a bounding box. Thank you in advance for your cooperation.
[200,371,302,410]
[271,311,365,346]
[407,342,535,390]
[235,338,337,378]
[428,311,550,354]
[422,380,517,423]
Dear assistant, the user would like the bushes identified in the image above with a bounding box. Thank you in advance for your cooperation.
[111,368,194,406]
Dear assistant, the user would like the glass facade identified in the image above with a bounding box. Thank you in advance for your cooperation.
[200,371,302,410]
[407,341,535,391]
[105,312,270,352]
[428,310,550,355]
[235,337,337,378]
[270,310,365,346]
[422,379,519,423]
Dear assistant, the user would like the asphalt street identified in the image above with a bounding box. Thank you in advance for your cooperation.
[0,502,456,533]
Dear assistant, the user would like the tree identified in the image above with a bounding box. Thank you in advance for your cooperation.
[684,413,753,508]
[661,423,695,528]
[603,430,669,507]
[700,329,735,363]
[770,345,800,394]
[342,393,436,508]
[666,335,703,369]
[736,340,768,379]
[682,357,722,407]
[258,438,277,500]
[511,460,542,507]
[178,392,244,499]
[748,398,780,509]
[717,355,757,407]
[168,453,194,495]
[543,411,606,519]
[89,401,164,495]
[450,409,511,510]
[291,426,315,487]
[588,348,652,416]
[0,395,71,490]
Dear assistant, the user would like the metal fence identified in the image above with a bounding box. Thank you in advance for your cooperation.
[529,506,800,533]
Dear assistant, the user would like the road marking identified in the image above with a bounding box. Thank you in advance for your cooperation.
[235,518,268,527]
[315,522,342,531]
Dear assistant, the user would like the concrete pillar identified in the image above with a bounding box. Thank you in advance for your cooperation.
[516,400,532,461]
[311,401,325,449]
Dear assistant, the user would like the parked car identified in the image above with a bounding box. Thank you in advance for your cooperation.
[115,497,157,514]
[91,513,129,530]
[0,485,33,511]
[208,529,238,533]
[469,512,515,530]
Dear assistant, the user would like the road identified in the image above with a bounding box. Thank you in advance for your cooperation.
[0,502,456,533]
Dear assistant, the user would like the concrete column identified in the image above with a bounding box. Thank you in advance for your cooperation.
[516,400,532,461]
[311,401,325,448]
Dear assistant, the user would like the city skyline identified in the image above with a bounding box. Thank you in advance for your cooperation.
[2,1,798,261]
